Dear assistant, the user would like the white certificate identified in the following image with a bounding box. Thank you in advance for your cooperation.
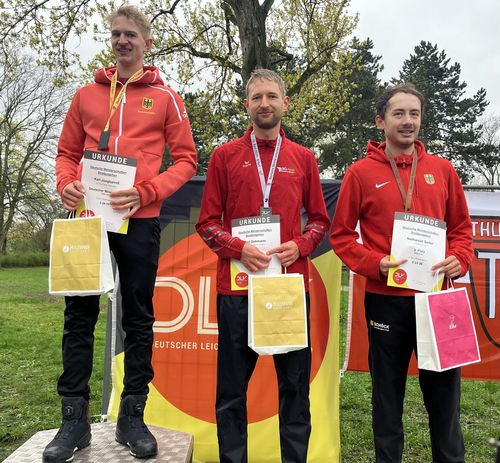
[230,215,282,291]
[78,150,137,234]
[388,212,446,292]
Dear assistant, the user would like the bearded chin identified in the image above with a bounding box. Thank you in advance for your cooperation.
[253,115,280,130]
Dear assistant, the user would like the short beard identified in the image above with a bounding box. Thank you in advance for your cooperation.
[252,114,281,130]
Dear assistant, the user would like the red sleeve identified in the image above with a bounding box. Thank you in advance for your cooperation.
[445,166,473,276]
[329,168,386,280]
[294,151,330,256]
[195,148,245,259]
[56,91,85,196]
[135,88,197,206]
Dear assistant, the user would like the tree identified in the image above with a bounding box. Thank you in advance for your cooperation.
[316,37,384,177]
[0,51,71,253]
[1,1,360,172]
[470,114,500,185]
[394,41,488,182]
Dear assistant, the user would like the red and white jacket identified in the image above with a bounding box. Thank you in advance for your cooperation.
[196,127,330,295]
[56,66,197,218]
[330,140,473,296]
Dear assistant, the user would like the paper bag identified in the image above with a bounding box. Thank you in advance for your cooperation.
[248,274,308,355]
[49,216,114,296]
[415,286,481,372]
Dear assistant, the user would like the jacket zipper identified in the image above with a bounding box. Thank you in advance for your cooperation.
[114,84,126,154]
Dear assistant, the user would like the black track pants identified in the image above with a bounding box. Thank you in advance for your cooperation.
[365,292,465,463]
[216,294,312,463]
[57,218,160,400]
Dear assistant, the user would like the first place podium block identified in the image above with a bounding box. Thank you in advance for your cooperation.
[3,422,193,463]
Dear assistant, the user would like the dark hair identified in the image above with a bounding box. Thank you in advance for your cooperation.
[376,83,425,118]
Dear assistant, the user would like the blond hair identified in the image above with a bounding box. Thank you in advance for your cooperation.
[108,5,151,40]
[245,69,286,98]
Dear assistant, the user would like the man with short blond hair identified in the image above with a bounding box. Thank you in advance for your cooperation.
[43,5,196,462]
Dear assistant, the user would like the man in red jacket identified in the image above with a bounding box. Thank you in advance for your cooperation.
[196,69,330,463]
[330,84,473,463]
[43,6,196,463]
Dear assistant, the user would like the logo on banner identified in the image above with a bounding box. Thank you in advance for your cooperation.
[466,216,500,349]
[150,233,331,424]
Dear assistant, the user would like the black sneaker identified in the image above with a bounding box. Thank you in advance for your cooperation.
[115,395,158,458]
[42,397,91,463]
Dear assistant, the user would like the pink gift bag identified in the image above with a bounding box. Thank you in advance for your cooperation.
[415,286,481,372]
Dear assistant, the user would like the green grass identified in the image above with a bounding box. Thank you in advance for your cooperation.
[0,267,498,462]
[0,267,107,461]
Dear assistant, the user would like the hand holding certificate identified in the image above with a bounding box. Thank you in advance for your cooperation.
[387,212,446,292]
[78,150,137,234]
[230,215,282,290]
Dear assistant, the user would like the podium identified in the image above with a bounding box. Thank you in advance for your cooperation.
[3,422,193,462]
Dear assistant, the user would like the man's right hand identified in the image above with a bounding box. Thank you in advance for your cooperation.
[379,255,407,277]
[61,181,85,211]
[240,242,272,273]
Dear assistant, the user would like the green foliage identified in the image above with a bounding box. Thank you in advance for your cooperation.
[183,90,248,173]
[394,41,488,182]
[0,251,49,267]
[316,37,384,177]
[1,0,360,174]
[7,221,53,253]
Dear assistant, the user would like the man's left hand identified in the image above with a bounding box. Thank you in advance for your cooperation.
[267,241,300,268]
[431,255,462,279]
[109,187,141,220]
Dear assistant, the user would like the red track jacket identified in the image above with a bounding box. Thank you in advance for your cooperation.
[196,127,330,295]
[56,66,197,218]
[330,140,473,296]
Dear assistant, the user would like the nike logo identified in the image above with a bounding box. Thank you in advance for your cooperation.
[376,181,390,189]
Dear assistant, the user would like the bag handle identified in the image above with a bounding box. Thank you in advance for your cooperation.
[434,269,453,291]
[68,195,88,220]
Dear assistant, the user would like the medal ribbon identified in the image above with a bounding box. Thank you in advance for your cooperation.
[99,69,144,148]
[250,131,282,209]
[386,146,418,212]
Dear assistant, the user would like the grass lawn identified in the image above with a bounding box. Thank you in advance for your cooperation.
[0,267,498,462]
[0,267,107,461]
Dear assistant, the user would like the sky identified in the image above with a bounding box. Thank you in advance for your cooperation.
[348,0,500,116]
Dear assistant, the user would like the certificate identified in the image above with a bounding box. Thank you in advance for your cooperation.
[77,150,137,234]
[387,212,446,292]
[230,215,282,291]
